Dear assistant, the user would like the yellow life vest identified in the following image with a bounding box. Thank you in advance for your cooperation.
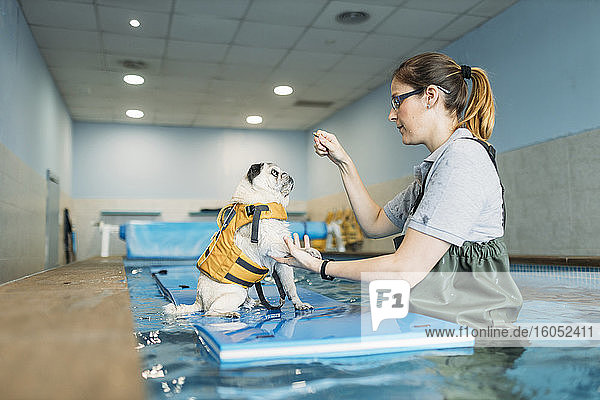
[196,202,288,288]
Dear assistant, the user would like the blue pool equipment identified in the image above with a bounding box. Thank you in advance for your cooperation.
[287,221,306,237]
[120,220,328,260]
[151,265,474,364]
[120,221,217,260]
[304,221,327,239]
[286,221,327,240]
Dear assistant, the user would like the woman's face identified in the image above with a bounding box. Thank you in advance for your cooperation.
[388,79,428,146]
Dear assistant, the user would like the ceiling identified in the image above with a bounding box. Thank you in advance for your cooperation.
[18,0,518,131]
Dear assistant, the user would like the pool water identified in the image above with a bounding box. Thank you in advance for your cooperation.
[126,264,600,400]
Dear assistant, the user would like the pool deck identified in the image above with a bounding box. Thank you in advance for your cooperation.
[0,257,144,400]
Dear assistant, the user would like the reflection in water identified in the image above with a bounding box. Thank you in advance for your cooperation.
[202,305,355,344]
[126,265,600,399]
[508,347,600,399]
[426,347,527,399]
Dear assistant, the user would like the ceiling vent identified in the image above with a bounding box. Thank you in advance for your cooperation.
[120,60,147,70]
[336,11,370,25]
[294,100,333,108]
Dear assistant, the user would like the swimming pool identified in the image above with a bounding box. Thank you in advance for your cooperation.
[126,263,600,399]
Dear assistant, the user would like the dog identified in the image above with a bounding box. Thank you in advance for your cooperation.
[165,162,318,318]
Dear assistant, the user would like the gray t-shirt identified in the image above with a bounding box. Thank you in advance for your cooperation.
[383,128,503,246]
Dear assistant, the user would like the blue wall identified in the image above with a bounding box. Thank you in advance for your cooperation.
[0,0,72,191]
[73,122,308,200]
[307,85,428,199]
[444,0,600,151]
[308,0,600,198]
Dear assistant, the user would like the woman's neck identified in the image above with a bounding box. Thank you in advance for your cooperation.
[425,117,458,153]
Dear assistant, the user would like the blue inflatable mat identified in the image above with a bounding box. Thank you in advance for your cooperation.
[287,221,327,239]
[122,221,217,260]
[304,221,327,238]
[121,221,326,260]
[151,266,474,364]
[287,221,306,237]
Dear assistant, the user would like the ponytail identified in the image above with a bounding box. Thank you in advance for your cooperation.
[458,67,495,141]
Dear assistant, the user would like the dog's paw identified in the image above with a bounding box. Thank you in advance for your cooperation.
[293,302,313,311]
[204,310,241,318]
[305,247,322,259]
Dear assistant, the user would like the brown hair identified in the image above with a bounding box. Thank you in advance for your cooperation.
[393,52,495,140]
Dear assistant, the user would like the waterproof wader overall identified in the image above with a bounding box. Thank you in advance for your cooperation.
[395,138,523,328]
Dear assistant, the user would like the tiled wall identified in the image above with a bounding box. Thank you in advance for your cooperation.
[0,142,71,284]
[0,0,73,284]
[500,128,600,256]
[69,198,307,260]
[307,128,600,256]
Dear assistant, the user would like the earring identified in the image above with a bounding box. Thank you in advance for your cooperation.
[426,104,431,109]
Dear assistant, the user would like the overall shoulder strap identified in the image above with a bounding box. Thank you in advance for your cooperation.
[460,137,497,167]
[459,137,506,229]
[409,163,433,217]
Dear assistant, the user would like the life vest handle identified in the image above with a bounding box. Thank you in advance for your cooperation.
[247,204,270,243]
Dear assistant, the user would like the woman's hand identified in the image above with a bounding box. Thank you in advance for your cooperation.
[273,233,321,273]
[313,129,350,167]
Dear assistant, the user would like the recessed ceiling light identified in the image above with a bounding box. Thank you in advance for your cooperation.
[123,74,144,85]
[129,19,141,28]
[126,109,144,119]
[246,115,263,124]
[274,85,293,96]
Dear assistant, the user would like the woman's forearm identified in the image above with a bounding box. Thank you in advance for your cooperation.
[313,129,394,238]
[337,158,386,238]
[316,254,429,287]
[291,229,449,288]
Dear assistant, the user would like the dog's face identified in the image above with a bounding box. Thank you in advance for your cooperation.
[246,162,294,198]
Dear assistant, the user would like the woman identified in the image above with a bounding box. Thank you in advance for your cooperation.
[276,52,522,328]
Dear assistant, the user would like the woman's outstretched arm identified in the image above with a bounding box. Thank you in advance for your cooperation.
[276,228,450,287]
[314,130,401,238]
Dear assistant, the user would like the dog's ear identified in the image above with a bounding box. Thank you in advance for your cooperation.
[246,163,263,184]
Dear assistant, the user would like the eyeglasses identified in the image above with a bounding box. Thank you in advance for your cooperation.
[391,88,423,110]
[390,86,450,110]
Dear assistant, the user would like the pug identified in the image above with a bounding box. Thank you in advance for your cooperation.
[165,162,318,317]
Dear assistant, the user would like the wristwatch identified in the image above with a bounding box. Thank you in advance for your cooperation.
[320,259,334,281]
